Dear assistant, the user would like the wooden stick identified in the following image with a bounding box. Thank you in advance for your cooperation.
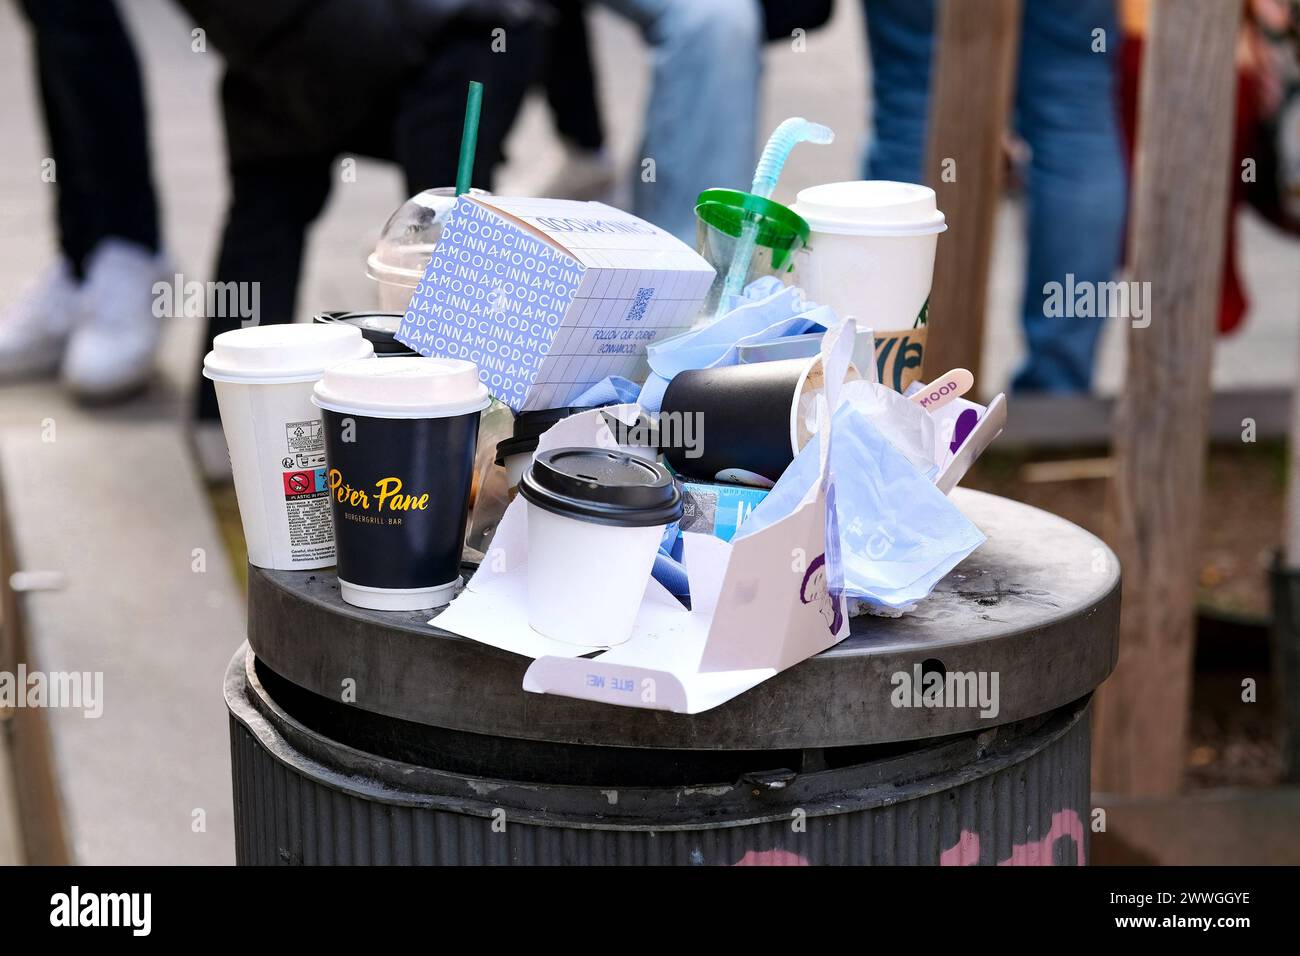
[922,0,1022,386]
[1093,0,1243,797]
[1286,330,1300,565]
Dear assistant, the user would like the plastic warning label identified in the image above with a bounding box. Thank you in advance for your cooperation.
[282,465,332,560]
[286,420,323,456]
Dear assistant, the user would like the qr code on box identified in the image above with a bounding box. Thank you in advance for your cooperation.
[626,287,654,322]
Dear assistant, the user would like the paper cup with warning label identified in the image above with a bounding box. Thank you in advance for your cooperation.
[203,323,374,570]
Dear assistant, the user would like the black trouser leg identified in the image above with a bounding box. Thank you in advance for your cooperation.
[392,18,545,193]
[544,1,605,152]
[195,154,332,421]
[18,0,159,277]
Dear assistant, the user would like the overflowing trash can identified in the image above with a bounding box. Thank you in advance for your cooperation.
[205,121,1121,865]
[226,490,1118,866]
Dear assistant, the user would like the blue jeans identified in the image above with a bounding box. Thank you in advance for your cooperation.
[600,0,763,243]
[863,0,1127,393]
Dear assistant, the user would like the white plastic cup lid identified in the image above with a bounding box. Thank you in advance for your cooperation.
[202,323,375,384]
[791,180,947,237]
[313,356,491,418]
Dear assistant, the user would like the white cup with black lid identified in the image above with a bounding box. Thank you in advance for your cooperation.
[520,448,682,647]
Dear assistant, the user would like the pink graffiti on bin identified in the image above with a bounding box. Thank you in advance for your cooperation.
[940,830,981,866]
[733,849,811,866]
[940,809,1086,866]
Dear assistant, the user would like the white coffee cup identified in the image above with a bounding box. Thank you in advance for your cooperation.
[791,180,946,333]
[520,448,682,647]
[203,323,374,570]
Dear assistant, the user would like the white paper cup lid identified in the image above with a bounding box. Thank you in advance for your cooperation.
[313,356,491,418]
[792,180,947,236]
[203,323,374,384]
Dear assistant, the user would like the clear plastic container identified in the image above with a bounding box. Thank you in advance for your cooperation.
[464,398,516,555]
[694,188,809,316]
[366,187,490,312]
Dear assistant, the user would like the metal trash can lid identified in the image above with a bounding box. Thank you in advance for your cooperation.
[246,489,1119,749]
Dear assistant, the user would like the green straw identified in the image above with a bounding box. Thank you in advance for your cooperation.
[455,81,483,196]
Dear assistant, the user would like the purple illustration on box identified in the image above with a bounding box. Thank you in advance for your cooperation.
[800,553,843,635]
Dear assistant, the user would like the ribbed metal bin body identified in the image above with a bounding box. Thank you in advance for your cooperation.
[228,650,1092,866]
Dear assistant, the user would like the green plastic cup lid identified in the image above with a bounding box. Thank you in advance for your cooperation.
[695,188,811,249]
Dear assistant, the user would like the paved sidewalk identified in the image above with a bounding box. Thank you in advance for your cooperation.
[1093,787,1300,865]
[0,424,240,863]
[0,724,21,864]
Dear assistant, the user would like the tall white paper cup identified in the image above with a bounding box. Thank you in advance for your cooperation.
[791,180,946,333]
[525,504,664,647]
[793,181,944,391]
[204,323,374,570]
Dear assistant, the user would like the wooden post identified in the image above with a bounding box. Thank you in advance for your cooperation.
[1286,329,1300,564]
[922,0,1022,384]
[1093,0,1243,796]
[1276,275,1300,780]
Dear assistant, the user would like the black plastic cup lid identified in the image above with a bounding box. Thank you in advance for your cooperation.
[520,447,682,527]
[497,405,619,465]
[314,311,416,356]
[514,406,599,440]
[495,433,539,465]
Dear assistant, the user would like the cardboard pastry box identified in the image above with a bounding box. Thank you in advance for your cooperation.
[396,196,715,412]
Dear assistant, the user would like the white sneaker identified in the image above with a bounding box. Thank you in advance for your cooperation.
[0,258,81,379]
[61,239,170,402]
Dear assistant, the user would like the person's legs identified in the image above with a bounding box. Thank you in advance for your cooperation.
[598,0,763,242]
[194,152,333,421]
[545,0,606,153]
[861,0,937,184]
[392,18,544,193]
[2,0,163,385]
[19,0,159,275]
[1011,0,1126,393]
[538,1,617,201]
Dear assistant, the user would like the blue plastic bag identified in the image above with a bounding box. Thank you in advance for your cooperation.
[738,400,985,612]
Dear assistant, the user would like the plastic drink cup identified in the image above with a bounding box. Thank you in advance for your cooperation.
[791,181,946,389]
[463,397,515,554]
[520,448,682,647]
[694,189,809,316]
[366,187,490,312]
[203,323,375,570]
[313,356,490,611]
